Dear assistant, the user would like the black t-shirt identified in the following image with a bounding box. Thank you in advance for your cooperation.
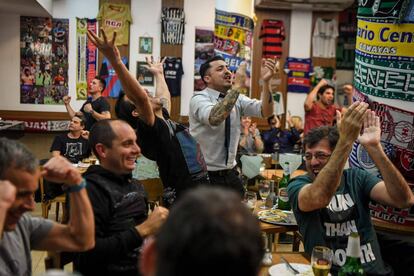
[50,133,90,163]
[163,57,184,97]
[136,110,208,206]
[80,96,110,130]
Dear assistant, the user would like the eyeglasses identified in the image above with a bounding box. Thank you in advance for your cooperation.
[303,152,331,161]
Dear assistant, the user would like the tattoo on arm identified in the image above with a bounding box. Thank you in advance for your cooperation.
[209,89,240,126]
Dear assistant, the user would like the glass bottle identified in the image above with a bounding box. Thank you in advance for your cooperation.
[265,180,276,208]
[277,162,290,210]
[338,232,366,276]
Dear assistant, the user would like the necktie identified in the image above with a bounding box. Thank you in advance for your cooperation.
[219,94,230,165]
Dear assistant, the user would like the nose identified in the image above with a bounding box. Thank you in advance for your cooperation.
[23,195,36,211]
[132,142,141,156]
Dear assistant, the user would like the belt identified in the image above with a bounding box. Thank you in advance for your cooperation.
[208,169,235,177]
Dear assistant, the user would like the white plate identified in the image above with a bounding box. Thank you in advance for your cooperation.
[268,263,312,276]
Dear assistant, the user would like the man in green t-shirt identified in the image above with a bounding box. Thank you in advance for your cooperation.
[288,102,414,275]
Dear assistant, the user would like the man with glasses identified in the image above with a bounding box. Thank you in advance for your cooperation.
[288,102,414,275]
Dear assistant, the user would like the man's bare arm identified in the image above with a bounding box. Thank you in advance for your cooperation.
[298,102,369,212]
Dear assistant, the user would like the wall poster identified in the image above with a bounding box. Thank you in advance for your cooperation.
[20,16,69,104]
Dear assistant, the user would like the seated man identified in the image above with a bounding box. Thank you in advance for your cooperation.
[288,102,414,275]
[262,113,301,154]
[74,119,169,276]
[0,138,94,275]
[50,115,90,164]
[139,187,264,276]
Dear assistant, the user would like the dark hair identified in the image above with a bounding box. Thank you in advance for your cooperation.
[155,187,264,276]
[199,55,226,83]
[73,114,86,127]
[267,115,275,125]
[317,85,335,100]
[88,119,117,158]
[0,137,38,178]
[303,126,339,151]
[95,76,106,92]
[115,91,138,128]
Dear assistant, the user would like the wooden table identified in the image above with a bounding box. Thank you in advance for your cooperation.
[261,169,307,180]
[258,252,310,276]
[372,217,414,235]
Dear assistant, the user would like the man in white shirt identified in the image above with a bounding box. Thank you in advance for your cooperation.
[189,56,277,195]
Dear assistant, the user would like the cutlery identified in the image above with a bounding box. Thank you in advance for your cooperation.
[281,256,300,275]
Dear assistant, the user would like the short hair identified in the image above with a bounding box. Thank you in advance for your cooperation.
[267,115,275,125]
[155,187,264,276]
[0,137,38,179]
[303,126,339,151]
[317,84,335,100]
[199,55,226,83]
[115,91,138,128]
[88,119,117,158]
[95,76,106,92]
[73,114,86,127]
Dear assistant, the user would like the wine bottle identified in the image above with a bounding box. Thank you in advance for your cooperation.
[277,162,290,210]
[265,180,276,208]
[338,232,366,276]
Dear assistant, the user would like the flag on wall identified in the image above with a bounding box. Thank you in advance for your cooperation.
[76,18,97,100]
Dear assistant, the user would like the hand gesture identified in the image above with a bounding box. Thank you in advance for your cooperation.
[87,28,120,63]
[0,180,16,209]
[42,156,83,186]
[286,111,293,127]
[136,206,169,238]
[83,103,93,113]
[260,58,278,82]
[63,95,71,105]
[144,56,166,76]
[81,130,89,140]
[249,122,257,135]
[337,101,369,144]
[358,110,381,148]
[317,79,329,87]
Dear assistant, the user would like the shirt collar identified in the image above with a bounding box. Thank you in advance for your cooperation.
[205,87,225,100]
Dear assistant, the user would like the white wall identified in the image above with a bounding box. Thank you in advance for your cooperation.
[286,10,313,119]
[181,0,216,115]
[36,0,53,15]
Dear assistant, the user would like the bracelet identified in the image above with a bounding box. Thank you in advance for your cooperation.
[65,178,87,193]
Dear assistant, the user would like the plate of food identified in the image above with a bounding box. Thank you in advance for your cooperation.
[257,209,297,226]
[269,263,312,276]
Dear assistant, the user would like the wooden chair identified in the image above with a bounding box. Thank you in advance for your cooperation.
[39,176,67,222]
[140,178,164,210]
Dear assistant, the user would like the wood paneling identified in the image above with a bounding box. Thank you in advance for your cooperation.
[251,10,291,130]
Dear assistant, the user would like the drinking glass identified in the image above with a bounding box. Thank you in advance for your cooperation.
[258,180,270,209]
[243,191,257,213]
[311,246,333,276]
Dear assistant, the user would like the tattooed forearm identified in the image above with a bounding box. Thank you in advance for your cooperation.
[268,92,272,104]
[209,89,240,126]
[260,82,274,117]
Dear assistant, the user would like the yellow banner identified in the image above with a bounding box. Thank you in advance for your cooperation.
[215,24,245,45]
[356,20,414,58]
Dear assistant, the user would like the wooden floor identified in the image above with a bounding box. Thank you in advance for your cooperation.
[31,203,303,275]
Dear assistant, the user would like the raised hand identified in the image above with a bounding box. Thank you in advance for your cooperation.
[337,101,369,144]
[260,58,278,82]
[358,110,381,147]
[42,156,83,186]
[136,206,169,238]
[81,130,90,140]
[87,28,120,63]
[63,95,71,105]
[144,56,166,76]
[0,180,16,209]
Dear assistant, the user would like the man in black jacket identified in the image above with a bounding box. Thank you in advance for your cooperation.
[74,119,168,276]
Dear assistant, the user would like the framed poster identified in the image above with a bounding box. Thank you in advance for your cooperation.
[139,37,153,54]
[136,61,154,86]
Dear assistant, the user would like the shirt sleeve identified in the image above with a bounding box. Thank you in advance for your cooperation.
[136,118,161,160]
[287,175,311,214]
[25,215,54,249]
[99,98,111,113]
[239,94,262,118]
[190,93,217,126]
[50,135,63,153]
